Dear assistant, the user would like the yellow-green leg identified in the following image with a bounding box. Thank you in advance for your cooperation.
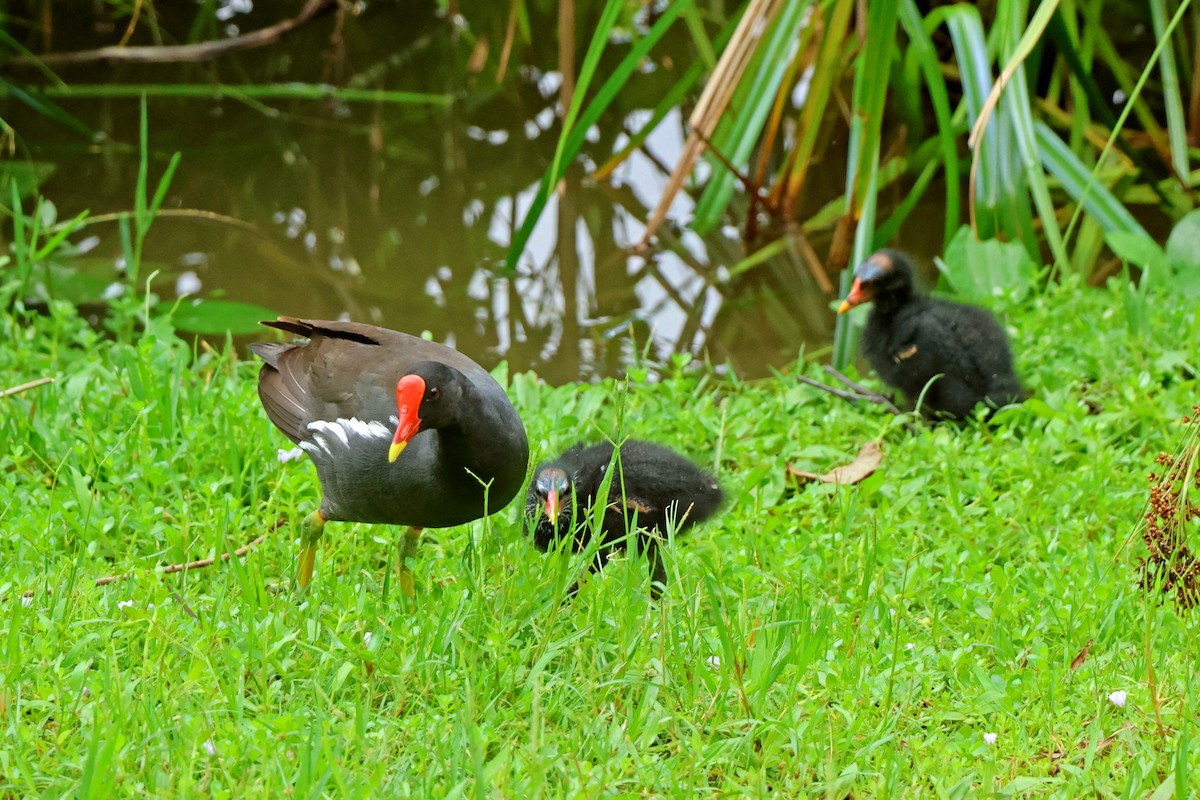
[296,510,326,589]
[398,527,422,598]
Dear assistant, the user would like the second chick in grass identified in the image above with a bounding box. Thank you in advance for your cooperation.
[526,439,724,599]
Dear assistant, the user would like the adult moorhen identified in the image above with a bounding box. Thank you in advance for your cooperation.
[838,249,1025,420]
[249,317,529,593]
[526,439,724,599]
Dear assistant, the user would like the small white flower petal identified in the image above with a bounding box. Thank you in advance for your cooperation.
[175,270,202,297]
[1108,690,1127,708]
[706,655,721,668]
[203,738,217,756]
[983,732,997,746]
[905,642,915,650]
[363,631,373,647]
[117,600,133,609]
[21,595,33,608]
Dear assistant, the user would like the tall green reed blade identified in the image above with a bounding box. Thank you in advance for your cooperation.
[127,96,181,289]
[504,0,691,274]
[7,180,32,305]
[845,1,898,218]
[1034,121,1148,237]
[779,0,855,214]
[942,3,1034,247]
[594,20,725,182]
[1083,2,1170,145]
[900,0,960,248]
[833,0,899,370]
[1148,0,1188,183]
[1045,6,1171,207]
[1056,0,1188,282]
[691,0,813,235]
[992,0,1068,269]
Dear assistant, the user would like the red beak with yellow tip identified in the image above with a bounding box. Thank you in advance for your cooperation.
[390,374,425,463]
[838,278,870,314]
[544,489,560,523]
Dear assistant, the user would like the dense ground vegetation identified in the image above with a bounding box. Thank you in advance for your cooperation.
[4,1,1200,796]
[1,276,1197,796]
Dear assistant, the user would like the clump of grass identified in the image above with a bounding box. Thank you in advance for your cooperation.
[1140,406,1200,610]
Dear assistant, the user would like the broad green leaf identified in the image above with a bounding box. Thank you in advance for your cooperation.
[170,300,279,335]
[1107,230,1167,292]
[1164,209,1200,271]
[938,225,1037,303]
[1164,209,1200,297]
[0,162,57,200]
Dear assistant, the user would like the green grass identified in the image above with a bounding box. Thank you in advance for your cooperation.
[1,276,1198,797]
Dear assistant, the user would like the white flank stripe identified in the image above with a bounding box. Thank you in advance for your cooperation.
[304,418,392,456]
[342,417,391,440]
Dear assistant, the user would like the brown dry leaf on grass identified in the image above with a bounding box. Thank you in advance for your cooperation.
[1070,639,1093,671]
[788,441,884,486]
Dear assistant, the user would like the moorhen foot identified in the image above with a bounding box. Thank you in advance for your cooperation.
[526,439,723,599]
[838,250,1025,420]
[250,317,529,594]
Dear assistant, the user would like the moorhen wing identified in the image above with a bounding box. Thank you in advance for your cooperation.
[526,439,723,599]
[250,317,529,593]
[838,250,1025,420]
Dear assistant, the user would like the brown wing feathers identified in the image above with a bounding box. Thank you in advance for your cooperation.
[248,317,385,445]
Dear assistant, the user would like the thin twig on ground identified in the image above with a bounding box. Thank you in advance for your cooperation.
[797,367,919,433]
[0,376,56,398]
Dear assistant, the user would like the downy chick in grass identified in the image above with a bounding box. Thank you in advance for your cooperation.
[526,439,724,599]
[838,249,1026,420]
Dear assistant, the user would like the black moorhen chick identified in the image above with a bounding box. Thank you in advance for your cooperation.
[526,439,723,599]
[250,317,529,594]
[838,250,1024,420]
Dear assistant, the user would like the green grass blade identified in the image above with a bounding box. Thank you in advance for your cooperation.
[682,2,718,70]
[0,83,96,139]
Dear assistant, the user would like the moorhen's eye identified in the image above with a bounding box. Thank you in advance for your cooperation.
[428,387,441,401]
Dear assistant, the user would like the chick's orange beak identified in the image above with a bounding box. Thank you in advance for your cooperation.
[544,490,560,523]
[838,278,868,314]
[390,374,425,463]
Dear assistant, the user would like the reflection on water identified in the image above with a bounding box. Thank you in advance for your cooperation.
[2,1,841,383]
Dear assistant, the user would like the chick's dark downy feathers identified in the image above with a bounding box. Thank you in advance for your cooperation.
[839,250,1025,420]
[526,439,723,598]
